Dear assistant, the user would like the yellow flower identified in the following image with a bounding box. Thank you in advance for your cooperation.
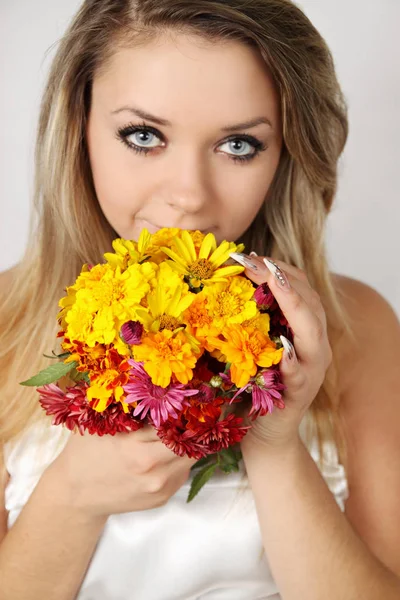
[86,369,126,412]
[104,239,139,270]
[136,263,195,333]
[161,230,245,289]
[200,276,258,329]
[132,328,202,388]
[207,324,284,388]
[104,229,154,270]
[64,262,156,349]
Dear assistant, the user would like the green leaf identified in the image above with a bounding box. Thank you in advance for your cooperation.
[190,454,217,471]
[187,463,217,503]
[20,361,79,387]
[219,463,239,474]
[69,368,90,384]
[218,448,239,466]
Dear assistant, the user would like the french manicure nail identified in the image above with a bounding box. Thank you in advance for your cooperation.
[280,335,297,361]
[249,251,258,257]
[229,252,259,270]
[263,258,291,290]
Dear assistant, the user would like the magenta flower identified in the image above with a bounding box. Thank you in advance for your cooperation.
[120,320,143,345]
[124,360,199,428]
[226,368,286,419]
[253,283,277,310]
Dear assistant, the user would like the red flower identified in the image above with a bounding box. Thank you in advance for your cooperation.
[38,382,143,436]
[157,412,251,459]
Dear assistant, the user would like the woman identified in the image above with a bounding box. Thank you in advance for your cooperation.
[0,0,399,598]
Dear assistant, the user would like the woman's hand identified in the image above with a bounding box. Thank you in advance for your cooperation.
[230,252,333,451]
[47,424,197,520]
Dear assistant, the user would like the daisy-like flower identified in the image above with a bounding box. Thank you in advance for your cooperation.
[161,230,245,289]
[132,328,202,387]
[38,382,143,436]
[225,367,286,418]
[135,263,194,333]
[123,360,199,428]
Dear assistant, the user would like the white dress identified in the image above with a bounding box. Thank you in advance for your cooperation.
[4,412,349,600]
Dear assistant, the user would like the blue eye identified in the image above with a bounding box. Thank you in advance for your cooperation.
[116,123,267,163]
[128,129,161,149]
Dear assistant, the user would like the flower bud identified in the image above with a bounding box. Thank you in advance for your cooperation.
[209,375,223,388]
[120,320,143,345]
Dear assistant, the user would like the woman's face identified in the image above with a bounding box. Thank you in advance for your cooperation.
[86,33,283,244]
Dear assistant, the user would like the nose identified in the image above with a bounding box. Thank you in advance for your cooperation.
[164,148,213,215]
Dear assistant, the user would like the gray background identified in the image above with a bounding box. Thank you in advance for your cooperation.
[1,0,399,314]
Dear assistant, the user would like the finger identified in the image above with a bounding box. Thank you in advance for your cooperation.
[235,257,327,362]
[248,253,310,285]
[234,255,327,332]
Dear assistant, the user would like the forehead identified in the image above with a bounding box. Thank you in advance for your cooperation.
[92,33,281,132]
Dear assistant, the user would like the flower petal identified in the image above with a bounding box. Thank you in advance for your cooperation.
[209,241,231,267]
[181,230,197,262]
[199,233,217,259]
[173,236,194,264]
[160,247,189,268]
[212,265,245,278]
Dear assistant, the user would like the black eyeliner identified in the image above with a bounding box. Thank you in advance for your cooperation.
[115,122,267,162]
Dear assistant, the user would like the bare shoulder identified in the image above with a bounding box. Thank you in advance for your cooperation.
[331,273,399,394]
[330,277,400,577]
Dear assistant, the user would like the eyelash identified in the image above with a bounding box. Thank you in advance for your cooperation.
[115,121,267,164]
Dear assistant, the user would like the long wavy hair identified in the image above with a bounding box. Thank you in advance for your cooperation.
[1,0,354,474]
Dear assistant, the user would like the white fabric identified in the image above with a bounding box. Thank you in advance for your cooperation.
[4,412,349,600]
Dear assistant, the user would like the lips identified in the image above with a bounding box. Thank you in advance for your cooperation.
[138,219,214,235]
[137,219,162,234]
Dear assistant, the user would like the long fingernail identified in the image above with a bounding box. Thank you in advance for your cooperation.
[263,258,291,290]
[280,335,297,362]
[249,251,258,257]
[229,252,258,270]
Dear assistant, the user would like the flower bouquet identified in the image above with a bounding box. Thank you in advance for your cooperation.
[21,228,291,501]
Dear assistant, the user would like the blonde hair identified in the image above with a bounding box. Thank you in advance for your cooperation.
[1,0,354,473]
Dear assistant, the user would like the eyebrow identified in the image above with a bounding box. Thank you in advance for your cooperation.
[111,105,273,131]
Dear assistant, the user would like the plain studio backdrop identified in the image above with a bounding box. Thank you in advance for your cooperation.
[0,1,399,315]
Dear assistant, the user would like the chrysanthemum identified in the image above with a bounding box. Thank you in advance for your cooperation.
[208,324,284,388]
[63,262,156,353]
[161,230,245,289]
[192,413,251,454]
[227,367,286,418]
[132,328,202,387]
[38,382,143,436]
[156,416,207,460]
[123,360,199,428]
[199,276,258,331]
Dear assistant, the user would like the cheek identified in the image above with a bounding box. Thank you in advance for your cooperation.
[87,128,145,231]
[220,160,278,241]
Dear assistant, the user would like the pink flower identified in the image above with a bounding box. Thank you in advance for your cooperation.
[253,282,277,310]
[120,320,144,345]
[228,367,286,419]
[124,360,199,428]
